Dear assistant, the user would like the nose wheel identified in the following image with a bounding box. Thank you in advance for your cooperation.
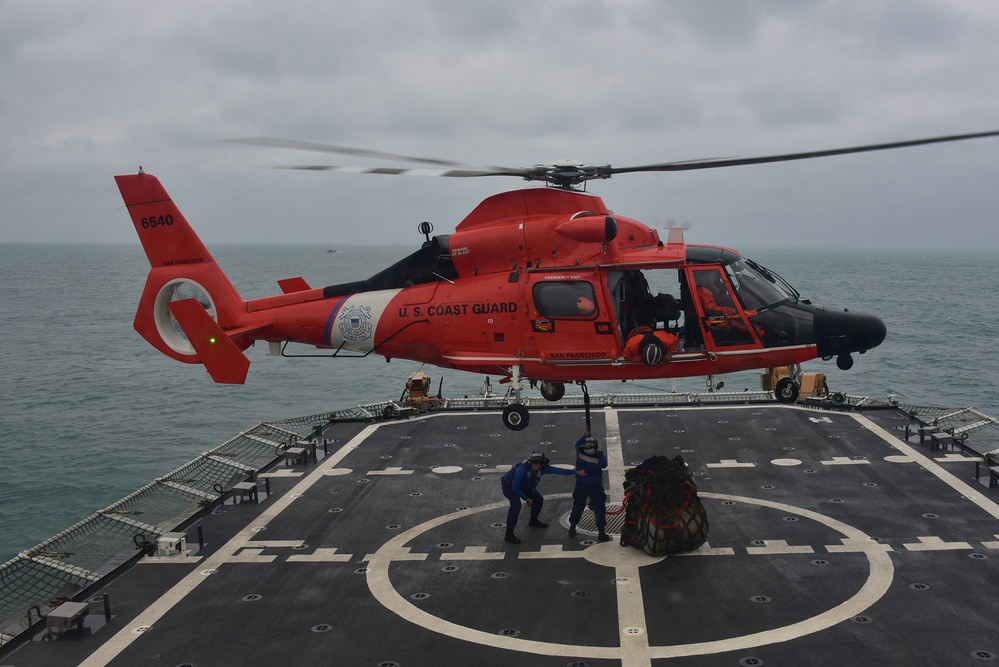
[836,353,854,370]
[774,377,800,403]
[772,363,802,404]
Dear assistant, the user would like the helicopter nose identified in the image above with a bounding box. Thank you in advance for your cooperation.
[815,308,887,358]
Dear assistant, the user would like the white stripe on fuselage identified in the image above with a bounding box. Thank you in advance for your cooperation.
[327,290,400,353]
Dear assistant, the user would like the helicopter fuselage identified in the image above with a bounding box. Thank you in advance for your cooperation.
[245,187,885,381]
[116,173,885,428]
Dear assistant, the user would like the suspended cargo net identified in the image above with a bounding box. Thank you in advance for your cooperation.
[620,455,709,556]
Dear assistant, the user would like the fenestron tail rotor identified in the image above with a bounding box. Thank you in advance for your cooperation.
[226,129,999,190]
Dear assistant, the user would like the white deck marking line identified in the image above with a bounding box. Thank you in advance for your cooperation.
[982,535,999,549]
[583,536,664,667]
[821,456,870,466]
[604,407,625,503]
[361,546,427,562]
[903,536,972,551]
[227,549,276,563]
[746,540,814,555]
[826,538,894,554]
[933,453,981,463]
[517,544,586,560]
[440,546,505,561]
[615,559,653,667]
[671,542,736,556]
[78,424,380,667]
[707,459,756,468]
[598,408,653,667]
[287,548,353,562]
[850,413,999,521]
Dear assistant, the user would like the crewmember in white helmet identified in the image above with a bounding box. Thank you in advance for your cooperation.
[500,450,575,544]
[568,425,611,542]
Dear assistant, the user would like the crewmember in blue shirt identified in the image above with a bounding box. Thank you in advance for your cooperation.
[568,425,611,542]
[501,451,575,544]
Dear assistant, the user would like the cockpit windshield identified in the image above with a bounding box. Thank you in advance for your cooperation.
[724,258,797,312]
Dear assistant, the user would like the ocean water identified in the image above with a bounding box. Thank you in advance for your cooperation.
[1,242,997,563]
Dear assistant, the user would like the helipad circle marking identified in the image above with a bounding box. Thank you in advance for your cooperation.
[771,458,801,467]
[324,468,353,476]
[579,539,660,571]
[365,492,895,660]
[431,466,462,474]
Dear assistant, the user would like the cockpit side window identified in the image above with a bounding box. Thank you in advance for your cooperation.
[532,281,598,319]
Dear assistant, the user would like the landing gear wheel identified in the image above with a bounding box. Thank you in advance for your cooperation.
[502,404,530,431]
[775,378,800,403]
[836,354,854,371]
[539,381,565,402]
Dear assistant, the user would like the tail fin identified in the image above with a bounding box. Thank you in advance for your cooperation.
[115,171,250,383]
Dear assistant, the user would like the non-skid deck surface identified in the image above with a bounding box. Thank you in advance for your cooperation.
[10,405,999,666]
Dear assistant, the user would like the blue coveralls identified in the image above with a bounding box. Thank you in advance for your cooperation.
[501,460,574,529]
[568,435,609,529]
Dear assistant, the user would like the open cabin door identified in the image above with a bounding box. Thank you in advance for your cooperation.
[608,268,686,346]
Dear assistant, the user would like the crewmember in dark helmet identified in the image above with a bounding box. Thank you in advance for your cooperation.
[500,451,575,544]
[568,425,611,542]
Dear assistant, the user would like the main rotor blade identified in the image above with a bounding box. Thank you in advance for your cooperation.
[229,129,999,188]
[607,130,999,175]
[225,137,520,172]
[270,164,537,178]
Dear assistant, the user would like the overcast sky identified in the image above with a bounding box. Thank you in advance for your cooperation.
[2,0,998,250]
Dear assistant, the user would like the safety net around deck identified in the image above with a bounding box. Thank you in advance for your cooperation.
[0,417,321,642]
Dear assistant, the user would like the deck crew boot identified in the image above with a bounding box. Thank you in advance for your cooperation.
[528,519,548,528]
[597,528,612,543]
[568,523,577,538]
[504,529,521,544]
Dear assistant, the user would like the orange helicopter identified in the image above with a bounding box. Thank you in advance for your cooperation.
[115,130,999,429]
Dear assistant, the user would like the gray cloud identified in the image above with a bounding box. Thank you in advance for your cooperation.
[2,0,998,250]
